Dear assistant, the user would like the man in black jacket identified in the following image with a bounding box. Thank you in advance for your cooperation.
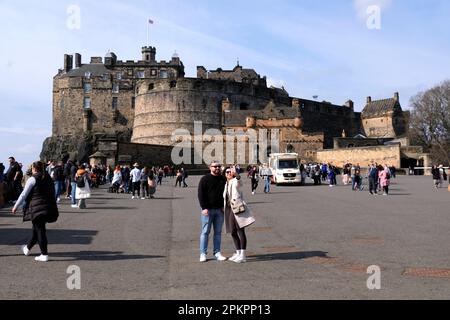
[198,161,227,262]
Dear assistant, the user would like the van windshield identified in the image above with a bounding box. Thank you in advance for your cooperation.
[278,160,298,169]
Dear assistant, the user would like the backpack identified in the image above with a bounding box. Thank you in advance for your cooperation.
[76,175,86,188]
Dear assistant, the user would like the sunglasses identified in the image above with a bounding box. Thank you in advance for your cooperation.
[211,165,221,168]
[225,171,232,174]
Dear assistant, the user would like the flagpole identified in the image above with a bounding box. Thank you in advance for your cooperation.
[147,20,149,45]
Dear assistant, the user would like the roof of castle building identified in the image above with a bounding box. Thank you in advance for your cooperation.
[362,98,400,118]
[223,101,299,126]
[60,63,109,78]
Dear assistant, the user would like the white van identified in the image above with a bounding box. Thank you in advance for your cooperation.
[269,153,301,185]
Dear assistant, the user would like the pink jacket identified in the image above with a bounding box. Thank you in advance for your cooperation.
[378,170,390,187]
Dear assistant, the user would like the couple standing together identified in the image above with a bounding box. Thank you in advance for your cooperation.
[198,161,255,263]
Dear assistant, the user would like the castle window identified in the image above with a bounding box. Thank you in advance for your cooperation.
[116,73,122,80]
[148,83,154,90]
[160,70,168,78]
[60,99,64,108]
[102,73,109,81]
[112,84,119,93]
[83,97,91,109]
[151,69,157,76]
[84,71,91,79]
[170,80,177,88]
[131,97,135,109]
[286,144,295,153]
[128,69,133,76]
[137,71,145,79]
[83,83,91,93]
[112,97,118,110]
[240,102,249,110]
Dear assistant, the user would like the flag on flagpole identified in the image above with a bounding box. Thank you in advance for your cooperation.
[148,19,154,24]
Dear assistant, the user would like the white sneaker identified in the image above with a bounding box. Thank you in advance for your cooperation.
[252,191,255,195]
[228,252,240,262]
[56,197,61,203]
[35,255,49,262]
[233,255,246,263]
[21,245,30,256]
[71,204,78,208]
[141,197,145,200]
[199,253,207,262]
[132,196,135,199]
[214,252,227,261]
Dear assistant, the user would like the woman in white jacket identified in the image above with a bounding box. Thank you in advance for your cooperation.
[223,166,255,263]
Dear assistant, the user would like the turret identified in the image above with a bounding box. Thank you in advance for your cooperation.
[142,46,156,62]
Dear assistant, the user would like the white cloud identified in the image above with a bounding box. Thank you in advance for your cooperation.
[16,144,40,155]
[0,127,51,136]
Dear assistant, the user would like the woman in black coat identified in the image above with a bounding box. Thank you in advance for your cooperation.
[12,161,59,262]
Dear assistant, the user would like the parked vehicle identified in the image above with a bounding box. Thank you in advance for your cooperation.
[269,153,301,185]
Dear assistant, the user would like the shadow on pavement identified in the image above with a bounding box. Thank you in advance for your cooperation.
[0,228,98,245]
[0,251,164,261]
[248,250,329,262]
[49,250,165,261]
[80,206,135,210]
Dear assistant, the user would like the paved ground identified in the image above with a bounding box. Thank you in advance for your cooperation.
[0,175,449,300]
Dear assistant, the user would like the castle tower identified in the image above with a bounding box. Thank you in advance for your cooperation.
[142,46,156,62]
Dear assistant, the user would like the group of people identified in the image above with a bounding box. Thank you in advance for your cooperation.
[431,165,448,189]
[0,157,24,206]
[198,161,256,263]
[111,163,157,199]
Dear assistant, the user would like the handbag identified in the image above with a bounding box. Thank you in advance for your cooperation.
[231,198,246,215]
[228,181,246,215]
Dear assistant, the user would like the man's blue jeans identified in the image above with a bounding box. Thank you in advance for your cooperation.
[54,181,63,200]
[265,178,271,193]
[71,182,77,205]
[200,208,224,255]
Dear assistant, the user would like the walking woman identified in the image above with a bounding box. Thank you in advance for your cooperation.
[148,169,156,199]
[378,165,391,195]
[223,166,255,263]
[12,161,59,262]
[75,164,91,208]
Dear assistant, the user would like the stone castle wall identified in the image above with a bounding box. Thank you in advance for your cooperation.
[131,78,291,146]
[52,76,135,137]
[316,144,401,168]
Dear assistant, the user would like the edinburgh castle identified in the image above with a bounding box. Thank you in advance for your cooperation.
[41,45,429,169]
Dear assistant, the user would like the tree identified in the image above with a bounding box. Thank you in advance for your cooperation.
[409,80,450,165]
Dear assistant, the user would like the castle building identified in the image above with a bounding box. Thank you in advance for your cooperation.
[42,45,428,170]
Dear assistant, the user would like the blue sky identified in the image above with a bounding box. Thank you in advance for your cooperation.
[1,0,450,167]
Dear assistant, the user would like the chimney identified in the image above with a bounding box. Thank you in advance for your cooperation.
[367,96,372,104]
[394,92,399,101]
[74,53,82,69]
[64,54,73,72]
[344,100,354,109]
